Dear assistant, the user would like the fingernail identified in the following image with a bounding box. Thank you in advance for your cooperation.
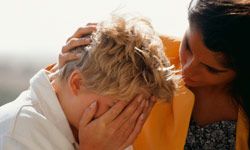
[90,101,97,108]
[140,114,144,120]
[151,96,157,102]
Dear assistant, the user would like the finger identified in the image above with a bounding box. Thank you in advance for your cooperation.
[79,101,97,127]
[128,100,145,125]
[143,97,156,125]
[58,52,81,68]
[62,37,92,53]
[86,23,98,26]
[48,70,59,81]
[120,113,145,149]
[143,96,156,120]
[120,96,156,146]
[49,64,59,73]
[114,99,146,140]
[67,26,96,42]
[100,100,128,124]
[110,95,144,127]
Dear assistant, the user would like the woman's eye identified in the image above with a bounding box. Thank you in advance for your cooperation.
[186,48,192,54]
[205,65,220,74]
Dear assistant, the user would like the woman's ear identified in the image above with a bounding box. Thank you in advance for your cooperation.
[68,70,83,96]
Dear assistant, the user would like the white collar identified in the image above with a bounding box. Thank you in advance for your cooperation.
[29,69,78,147]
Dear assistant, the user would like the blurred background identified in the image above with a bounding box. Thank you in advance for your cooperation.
[0,0,189,106]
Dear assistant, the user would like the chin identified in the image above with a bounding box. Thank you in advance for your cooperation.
[185,83,201,88]
[184,81,207,88]
[183,79,201,87]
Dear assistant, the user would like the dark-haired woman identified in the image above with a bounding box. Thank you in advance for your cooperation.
[134,0,250,149]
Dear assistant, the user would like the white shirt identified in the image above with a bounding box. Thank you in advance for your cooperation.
[0,69,79,150]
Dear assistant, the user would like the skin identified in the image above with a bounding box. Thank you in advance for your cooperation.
[53,69,150,143]
[179,25,238,126]
[53,70,118,139]
[51,26,157,149]
[55,21,239,148]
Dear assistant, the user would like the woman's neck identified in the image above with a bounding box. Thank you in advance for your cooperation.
[189,86,238,127]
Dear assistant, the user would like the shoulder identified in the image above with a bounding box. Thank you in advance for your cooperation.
[160,35,181,68]
[0,93,44,138]
[1,104,74,149]
[0,91,33,135]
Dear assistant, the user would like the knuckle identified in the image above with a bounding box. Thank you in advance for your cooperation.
[123,114,130,121]
[88,26,96,31]
[130,114,137,123]
[126,107,133,114]
[61,45,67,53]
[77,27,84,33]
[69,53,77,59]
[128,119,135,125]
[68,39,75,46]
[117,100,128,108]
[130,114,138,124]
[66,36,72,43]
[128,103,137,112]
[81,37,90,43]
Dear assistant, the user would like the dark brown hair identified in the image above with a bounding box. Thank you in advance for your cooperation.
[188,0,250,146]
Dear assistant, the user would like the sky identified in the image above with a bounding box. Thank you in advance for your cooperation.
[0,0,189,64]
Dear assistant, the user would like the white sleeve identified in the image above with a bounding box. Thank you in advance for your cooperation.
[2,135,32,150]
[4,107,76,150]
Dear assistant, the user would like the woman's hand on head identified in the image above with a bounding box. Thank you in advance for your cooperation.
[78,95,156,150]
[50,24,97,72]
[48,24,97,81]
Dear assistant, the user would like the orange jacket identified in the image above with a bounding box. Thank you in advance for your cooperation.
[133,36,249,150]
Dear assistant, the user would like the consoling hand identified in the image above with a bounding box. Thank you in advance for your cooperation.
[59,24,96,68]
[63,24,96,66]
[48,24,96,80]
[78,95,156,150]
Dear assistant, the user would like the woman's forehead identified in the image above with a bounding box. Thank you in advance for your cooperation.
[186,27,228,68]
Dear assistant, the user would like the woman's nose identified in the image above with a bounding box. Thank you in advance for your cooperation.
[183,57,199,76]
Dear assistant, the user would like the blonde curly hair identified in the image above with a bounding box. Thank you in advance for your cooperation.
[60,15,176,101]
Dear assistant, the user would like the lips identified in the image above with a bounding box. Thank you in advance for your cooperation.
[182,76,196,83]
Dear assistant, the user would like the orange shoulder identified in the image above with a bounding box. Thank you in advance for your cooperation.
[160,35,181,68]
